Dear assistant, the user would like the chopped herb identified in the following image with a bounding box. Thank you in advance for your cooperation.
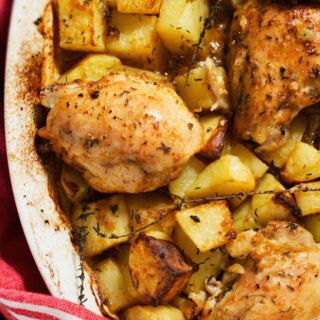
[90,91,100,99]
[190,215,201,223]
[159,142,171,154]
[109,204,119,215]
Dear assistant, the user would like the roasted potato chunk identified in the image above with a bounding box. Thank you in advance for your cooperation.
[56,0,108,52]
[174,223,228,293]
[156,0,209,54]
[186,155,255,199]
[60,164,91,203]
[252,174,297,226]
[259,115,307,168]
[94,256,138,314]
[282,142,320,183]
[60,54,121,83]
[171,295,199,320]
[176,201,235,252]
[294,182,320,216]
[129,233,196,305]
[168,157,206,198]
[71,195,130,257]
[121,305,184,320]
[199,115,227,160]
[232,199,259,234]
[105,11,168,71]
[40,2,60,88]
[304,213,320,243]
[175,65,217,112]
[117,0,163,14]
[126,191,176,237]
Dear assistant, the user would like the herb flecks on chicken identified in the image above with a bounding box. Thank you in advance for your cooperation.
[207,221,320,320]
[38,71,203,193]
[228,0,320,152]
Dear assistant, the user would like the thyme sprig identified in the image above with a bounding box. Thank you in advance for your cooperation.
[187,0,224,82]
[92,184,320,240]
[77,203,90,306]
[93,202,182,240]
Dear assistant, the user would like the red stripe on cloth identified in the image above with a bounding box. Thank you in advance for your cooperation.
[0,289,106,320]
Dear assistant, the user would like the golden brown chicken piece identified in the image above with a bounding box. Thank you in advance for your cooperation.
[207,221,320,320]
[38,71,203,193]
[228,0,320,151]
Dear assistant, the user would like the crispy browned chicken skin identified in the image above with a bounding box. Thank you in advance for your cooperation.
[207,221,320,320]
[228,0,320,151]
[38,71,203,193]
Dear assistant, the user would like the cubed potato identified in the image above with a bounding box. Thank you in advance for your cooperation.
[303,213,320,242]
[126,191,176,236]
[60,54,121,83]
[105,11,168,71]
[71,195,130,257]
[117,0,163,14]
[156,0,209,54]
[174,223,228,293]
[171,295,199,320]
[169,157,206,198]
[60,164,91,203]
[176,201,235,252]
[251,174,297,226]
[294,181,320,216]
[40,2,60,88]
[56,0,108,51]
[115,245,143,302]
[228,142,268,208]
[129,233,195,305]
[199,115,227,160]
[281,142,320,183]
[229,143,268,181]
[94,257,137,313]
[186,155,256,199]
[175,65,216,112]
[232,199,259,233]
[121,305,184,320]
[259,115,307,168]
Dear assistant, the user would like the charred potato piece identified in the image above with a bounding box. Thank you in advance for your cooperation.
[71,195,130,257]
[121,305,184,320]
[129,233,196,305]
[200,115,227,160]
[252,174,297,226]
[176,201,235,252]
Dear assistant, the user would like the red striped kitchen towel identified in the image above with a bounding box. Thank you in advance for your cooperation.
[0,1,105,319]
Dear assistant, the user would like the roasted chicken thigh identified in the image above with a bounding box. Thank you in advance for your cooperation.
[38,71,203,193]
[207,221,320,320]
[228,0,320,151]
